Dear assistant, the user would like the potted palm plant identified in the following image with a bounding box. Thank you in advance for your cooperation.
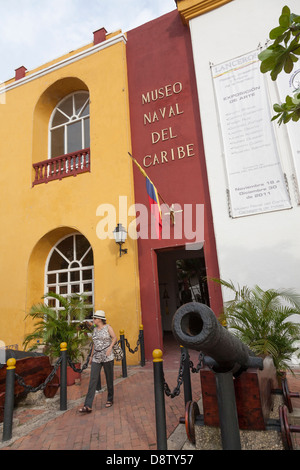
[23,292,92,385]
[213,279,300,378]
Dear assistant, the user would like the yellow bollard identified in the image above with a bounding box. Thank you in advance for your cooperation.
[60,342,67,410]
[152,349,163,362]
[152,349,167,449]
[6,358,16,370]
[3,358,17,441]
[119,330,126,377]
[139,325,145,366]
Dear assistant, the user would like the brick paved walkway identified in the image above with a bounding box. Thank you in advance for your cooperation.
[1,344,299,451]
[0,345,202,451]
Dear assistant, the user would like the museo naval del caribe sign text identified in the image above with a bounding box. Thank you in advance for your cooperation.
[141,81,195,168]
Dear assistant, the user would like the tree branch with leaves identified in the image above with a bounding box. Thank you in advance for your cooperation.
[258,5,300,124]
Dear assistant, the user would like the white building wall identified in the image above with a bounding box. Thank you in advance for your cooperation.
[189,0,300,303]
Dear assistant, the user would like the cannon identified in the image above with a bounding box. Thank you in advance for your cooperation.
[172,303,280,449]
[172,302,263,375]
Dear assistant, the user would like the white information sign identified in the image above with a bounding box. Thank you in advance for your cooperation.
[212,50,291,217]
[276,67,300,198]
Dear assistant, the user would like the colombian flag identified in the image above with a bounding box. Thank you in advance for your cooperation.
[145,176,162,239]
[129,153,162,239]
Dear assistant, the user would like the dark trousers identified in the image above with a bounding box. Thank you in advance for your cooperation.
[84,360,114,408]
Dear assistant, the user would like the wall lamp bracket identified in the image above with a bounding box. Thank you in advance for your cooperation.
[113,223,128,257]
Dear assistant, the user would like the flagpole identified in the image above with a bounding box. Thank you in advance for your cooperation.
[128,152,175,223]
[128,152,170,207]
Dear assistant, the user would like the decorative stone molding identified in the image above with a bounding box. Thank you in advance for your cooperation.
[176,0,233,25]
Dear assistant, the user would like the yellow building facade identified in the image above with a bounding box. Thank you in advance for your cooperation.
[0,30,141,364]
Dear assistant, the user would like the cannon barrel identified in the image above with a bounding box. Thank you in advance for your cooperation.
[172,302,263,374]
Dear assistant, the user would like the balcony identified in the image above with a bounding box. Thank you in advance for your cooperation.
[32,148,90,186]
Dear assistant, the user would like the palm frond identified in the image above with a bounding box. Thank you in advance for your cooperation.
[23,293,92,361]
[211,278,300,374]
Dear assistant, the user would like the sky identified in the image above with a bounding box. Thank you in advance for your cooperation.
[0,0,176,82]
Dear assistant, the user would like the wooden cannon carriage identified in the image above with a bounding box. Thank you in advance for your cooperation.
[0,350,59,422]
[199,355,277,430]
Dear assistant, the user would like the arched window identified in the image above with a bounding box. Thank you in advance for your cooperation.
[49,91,90,158]
[45,234,94,315]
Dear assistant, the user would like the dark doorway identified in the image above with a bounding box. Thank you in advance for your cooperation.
[157,246,209,345]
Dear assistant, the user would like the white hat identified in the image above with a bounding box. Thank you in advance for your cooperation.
[93,310,106,320]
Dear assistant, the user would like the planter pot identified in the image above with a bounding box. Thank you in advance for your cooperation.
[56,363,81,386]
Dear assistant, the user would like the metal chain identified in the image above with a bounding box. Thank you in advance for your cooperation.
[14,342,203,398]
[189,352,204,373]
[15,356,62,393]
[163,349,186,398]
[15,342,94,392]
[68,339,122,370]
[67,342,93,372]
[124,337,140,354]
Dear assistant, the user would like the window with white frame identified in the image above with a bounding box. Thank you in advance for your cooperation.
[49,91,90,158]
[45,234,94,316]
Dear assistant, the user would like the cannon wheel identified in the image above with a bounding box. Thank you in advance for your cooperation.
[43,374,59,398]
[185,401,200,444]
[279,405,294,450]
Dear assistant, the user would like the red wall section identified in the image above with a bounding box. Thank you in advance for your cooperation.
[127,11,222,358]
